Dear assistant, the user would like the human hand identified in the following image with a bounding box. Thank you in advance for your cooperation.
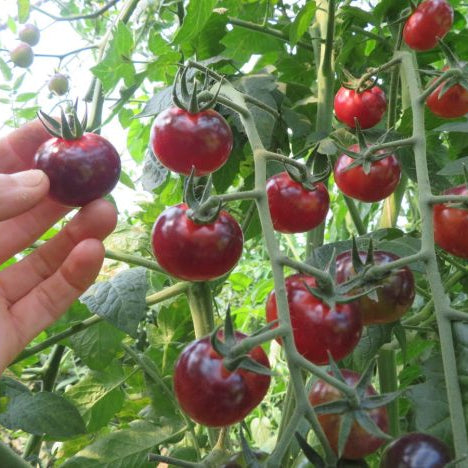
[0,120,117,373]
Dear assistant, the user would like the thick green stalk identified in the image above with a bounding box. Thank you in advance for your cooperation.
[186,283,215,339]
[0,442,31,468]
[377,349,399,437]
[306,0,336,256]
[23,345,65,461]
[400,51,468,463]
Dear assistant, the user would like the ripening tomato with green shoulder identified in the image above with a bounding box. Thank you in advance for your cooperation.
[265,274,362,365]
[335,250,415,325]
[173,331,270,427]
[427,78,468,119]
[309,370,389,460]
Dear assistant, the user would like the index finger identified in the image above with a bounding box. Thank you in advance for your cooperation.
[0,120,51,174]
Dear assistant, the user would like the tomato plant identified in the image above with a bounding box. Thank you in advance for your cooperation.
[333,144,401,203]
[173,332,270,427]
[34,132,121,207]
[151,203,243,281]
[433,185,468,259]
[403,0,454,51]
[335,250,415,325]
[309,370,389,460]
[426,79,468,118]
[150,106,233,176]
[380,433,452,468]
[266,171,329,233]
[265,274,362,365]
[334,86,386,129]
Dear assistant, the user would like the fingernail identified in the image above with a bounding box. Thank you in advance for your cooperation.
[12,170,46,187]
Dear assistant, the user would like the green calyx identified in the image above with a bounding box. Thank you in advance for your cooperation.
[38,101,87,140]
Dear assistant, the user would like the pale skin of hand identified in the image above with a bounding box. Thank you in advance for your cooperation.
[0,120,118,374]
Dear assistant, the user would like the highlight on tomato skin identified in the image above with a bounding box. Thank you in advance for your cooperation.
[173,332,271,428]
[150,106,233,176]
[433,185,468,259]
[333,144,401,203]
[379,432,452,468]
[334,86,387,130]
[151,203,244,281]
[309,369,389,460]
[266,171,330,234]
[335,250,416,325]
[403,0,454,52]
[265,274,362,365]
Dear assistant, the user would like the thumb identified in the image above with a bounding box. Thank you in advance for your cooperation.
[0,170,50,221]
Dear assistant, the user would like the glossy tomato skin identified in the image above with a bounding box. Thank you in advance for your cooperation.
[174,332,270,427]
[34,133,121,207]
[309,370,389,460]
[403,0,453,51]
[433,185,468,258]
[380,433,452,468]
[334,144,401,203]
[266,172,330,233]
[152,203,243,281]
[335,251,415,325]
[334,86,387,129]
[150,107,233,176]
[265,274,362,365]
[427,80,468,118]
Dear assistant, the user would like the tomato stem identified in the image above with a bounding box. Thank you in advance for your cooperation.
[186,283,215,339]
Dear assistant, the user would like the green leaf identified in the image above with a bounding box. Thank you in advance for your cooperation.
[61,421,183,468]
[0,57,12,81]
[70,321,125,370]
[65,364,126,433]
[0,377,30,399]
[173,0,217,44]
[17,0,30,22]
[290,2,316,45]
[0,392,86,438]
[80,267,148,337]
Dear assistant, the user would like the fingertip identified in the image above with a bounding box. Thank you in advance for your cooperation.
[79,198,118,237]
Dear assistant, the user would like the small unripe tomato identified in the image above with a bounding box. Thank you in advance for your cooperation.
[48,73,69,96]
[10,42,34,68]
[18,23,40,46]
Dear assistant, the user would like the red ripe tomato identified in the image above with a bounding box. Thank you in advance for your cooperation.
[334,144,401,203]
[334,86,387,129]
[427,80,468,119]
[34,133,121,207]
[309,369,389,460]
[266,171,330,233]
[335,250,415,325]
[380,433,452,468]
[265,274,362,365]
[433,185,468,258]
[173,331,270,427]
[150,107,233,176]
[403,0,453,51]
[151,203,243,281]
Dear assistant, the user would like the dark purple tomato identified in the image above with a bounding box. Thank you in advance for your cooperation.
[34,133,121,207]
[403,0,453,51]
[433,185,468,259]
[309,369,389,460]
[334,144,401,203]
[151,203,243,281]
[334,86,387,129]
[10,42,34,68]
[18,23,40,46]
[380,433,452,468]
[174,332,270,427]
[266,171,330,233]
[265,274,362,365]
[335,250,415,325]
[150,107,233,176]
